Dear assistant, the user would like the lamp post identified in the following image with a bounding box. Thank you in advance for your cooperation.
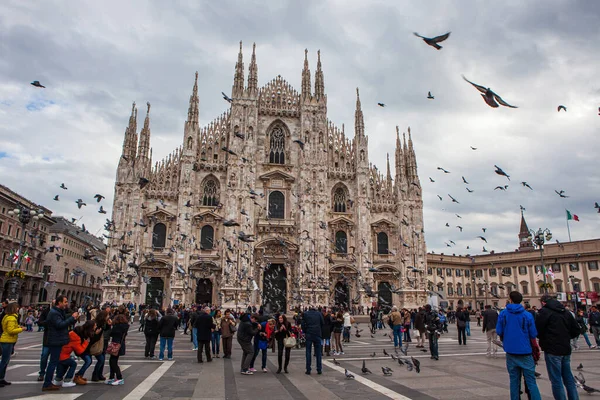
[527,228,553,294]
[472,277,477,311]
[6,204,45,303]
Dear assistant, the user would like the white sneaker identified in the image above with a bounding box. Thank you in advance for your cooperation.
[193,348,198,351]
[52,379,63,386]
[62,380,76,388]
[111,379,125,386]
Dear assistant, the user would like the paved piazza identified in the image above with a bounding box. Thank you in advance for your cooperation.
[2,321,599,400]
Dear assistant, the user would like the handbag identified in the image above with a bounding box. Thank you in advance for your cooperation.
[284,336,297,348]
[89,338,104,356]
[106,334,124,357]
[258,340,268,350]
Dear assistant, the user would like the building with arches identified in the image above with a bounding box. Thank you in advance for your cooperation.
[103,42,428,310]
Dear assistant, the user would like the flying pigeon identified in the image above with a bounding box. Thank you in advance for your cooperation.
[377,103,386,107]
[463,76,518,108]
[60,183,68,190]
[94,194,105,202]
[31,80,46,88]
[427,91,434,99]
[413,31,451,50]
[222,92,233,103]
[53,195,59,201]
[293,139,305,150]
[470,146,477,150]
[494,165,510,180]
[75,199,87,209]
[557,105,567,112]
[437,167,450,173]
[521,182,533,190]
[98,206,107,214]
[555,190,569,198]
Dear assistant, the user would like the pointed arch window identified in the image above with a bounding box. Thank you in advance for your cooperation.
[202,179,219,206]
[335,231,347,254]
[152,223,167,248]
[269,126,285,164]
[377,232,389,254]
[333,187,346,213]
[268,191,285,219]
[200,225,214,250]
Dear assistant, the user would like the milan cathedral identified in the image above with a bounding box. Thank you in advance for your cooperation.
[102,42,428,312]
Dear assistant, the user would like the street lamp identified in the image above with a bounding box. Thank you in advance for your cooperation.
[527,228,553,294]
[472,277,477,311]
[6,204,45,303]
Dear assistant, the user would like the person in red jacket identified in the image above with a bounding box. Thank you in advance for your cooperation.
[53,321,94,387]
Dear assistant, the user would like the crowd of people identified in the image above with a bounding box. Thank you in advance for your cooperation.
[0,292,597,398]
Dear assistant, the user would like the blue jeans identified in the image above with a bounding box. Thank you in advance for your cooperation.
[428,331,439,358]
[506,354,541,400]
[0,343,14,380]
[77,354,92,377]
[466,320,471,336]
[43,346,63,387]
[39,346,50,376]
[56,358,77,381]
[211,331,221,355]
[93,353,105,378]
[305,334,322,373]
[192,328,198,349]
[544,353,579,400]
[249,338,260,368]
[159,337,174,359]
[393,324,403,347]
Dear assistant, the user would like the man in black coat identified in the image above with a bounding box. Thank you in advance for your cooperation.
[195,307,215,363]
[301,306,324,375]
[535,295,580,399]
[42,295,78,391]
[237,313,260,374]
[482,305,499,357]
[158,308,179,360]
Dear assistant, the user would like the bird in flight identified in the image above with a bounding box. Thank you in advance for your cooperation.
[466,187,474,193]
[555,190,569,198]
[494,165,510,180]
[222,92,232,103]
[521,182,533,190]
[494,185,508,191]
[94,194,105,202]
[31,80,45,88]
[462,176,469,184]
[429,177,435,182]
[470,146,477,150]
[448,194,459,203]
[427,91,434,99]
[437,167,450,173]
[462,75,518,108]
[413,32,451,50]
[377,103,386,107]
[557,105,567,112]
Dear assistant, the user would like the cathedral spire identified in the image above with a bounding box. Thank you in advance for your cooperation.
[187,72,199,125]
[247,42,258,96]
[518,207,534,251]
[407,127,416,177]
[301,49,311,100]
[232,41,244,97]
[355,88,365,138]
[137,102,151,161]
[121,102,138,160]
[386,153,392,183]
[314,50,325,101]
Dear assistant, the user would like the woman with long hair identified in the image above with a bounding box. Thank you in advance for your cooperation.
[74,321,100,383]
[274,314,292,373]
[106,314,129,386]
[212,310,222,358]
[91,310,110,381]
[0,303,23,387]
[55,321,94,386]
[332,311,344,355]
[144,309,159,359]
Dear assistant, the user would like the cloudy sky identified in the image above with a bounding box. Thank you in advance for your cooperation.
[1,0,599,255]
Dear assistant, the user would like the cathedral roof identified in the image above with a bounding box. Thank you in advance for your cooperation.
[258,75,300,114]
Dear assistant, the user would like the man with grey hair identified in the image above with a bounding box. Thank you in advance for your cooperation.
[388,306,403,349]
[195,307,215,363]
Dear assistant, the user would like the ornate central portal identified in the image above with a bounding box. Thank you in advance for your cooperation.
[262,264,287,314]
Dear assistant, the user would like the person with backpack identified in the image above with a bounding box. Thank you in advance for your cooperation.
[37,304,52,381]
[456,307,469,345]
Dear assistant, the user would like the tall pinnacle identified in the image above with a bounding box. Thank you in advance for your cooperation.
[314,50,324,100]
[301,49,311,100]
[247,42,258,95]
[355,88,365,138]
[386,153,392,182]
[233,41,244,96]
[137,102,151,160]
[187,72,199,125]
[122,101,138,160]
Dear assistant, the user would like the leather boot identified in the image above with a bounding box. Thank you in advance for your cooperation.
[326,345,331,357]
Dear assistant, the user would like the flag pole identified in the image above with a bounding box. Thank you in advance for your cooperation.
[566,209,572,242]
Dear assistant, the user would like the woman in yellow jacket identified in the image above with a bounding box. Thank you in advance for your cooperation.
[0,302,23,387]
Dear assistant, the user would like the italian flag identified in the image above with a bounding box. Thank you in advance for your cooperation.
[23,251,31,263]
[9,250,19,263]
[566,210,579,221]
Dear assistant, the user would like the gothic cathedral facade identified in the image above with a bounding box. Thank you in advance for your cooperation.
[102,42,428,312]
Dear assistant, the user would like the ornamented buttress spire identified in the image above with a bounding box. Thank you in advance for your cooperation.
[301,49,311,100]
[122,102,138,160]
[137,102,151,161]
[355,88,365,138]
[232,41,244,97]
[314,50,325,100]
[187,72,199,125]
[518,208,534,251]
[247,42,258,96]
[386,153,392,183]
[407,127,417,177]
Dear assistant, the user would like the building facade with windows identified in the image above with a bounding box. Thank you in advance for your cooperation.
[426,213,600,310]
[0,184,54,305]
[45,217,106,306]
[103,43,428,311]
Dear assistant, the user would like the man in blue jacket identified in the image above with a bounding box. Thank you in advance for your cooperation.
[41,295,78,391]
[301,306,324,375]
[496,291,541,400]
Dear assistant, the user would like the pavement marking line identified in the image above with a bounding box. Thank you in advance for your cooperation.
[322,360,413,400]
[14,394,84,400]
[26,365,131,377]
[351,340,370,345]
[122,360,174,400]
[17,343,43,350]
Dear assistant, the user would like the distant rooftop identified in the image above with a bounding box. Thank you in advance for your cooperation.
[51,216,107,252]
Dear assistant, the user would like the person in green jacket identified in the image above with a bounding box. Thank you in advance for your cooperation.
[0,302,23,387]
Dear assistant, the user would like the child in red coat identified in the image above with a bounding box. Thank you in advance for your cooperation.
[53,321,95,387]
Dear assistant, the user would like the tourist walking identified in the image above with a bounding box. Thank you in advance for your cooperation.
[220,309,236,359]
[424,304,441,360]
[0,302,23,387]
[237,313,260,375]
[42,295,79,392]
[212,310,222,358]
[143,309,159,359]
[275,314,292,374]
[158,308,178,361]
[587,306,600,347]
[388,306,403,350]
[301,306,324,375]
[332,311,344,355]
[107,313,129,386]
[572,309,596,350]
[482,305,499,357]
[342,310,352,342]
[456,307,469,345]
[414,307,427,348]
[536,295,580,400]
[195,307,215,363]
[321,308,333,356]
[402,308,412,342]
[496,291,541,400]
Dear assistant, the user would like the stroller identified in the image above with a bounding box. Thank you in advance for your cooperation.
[291,325,306,349]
